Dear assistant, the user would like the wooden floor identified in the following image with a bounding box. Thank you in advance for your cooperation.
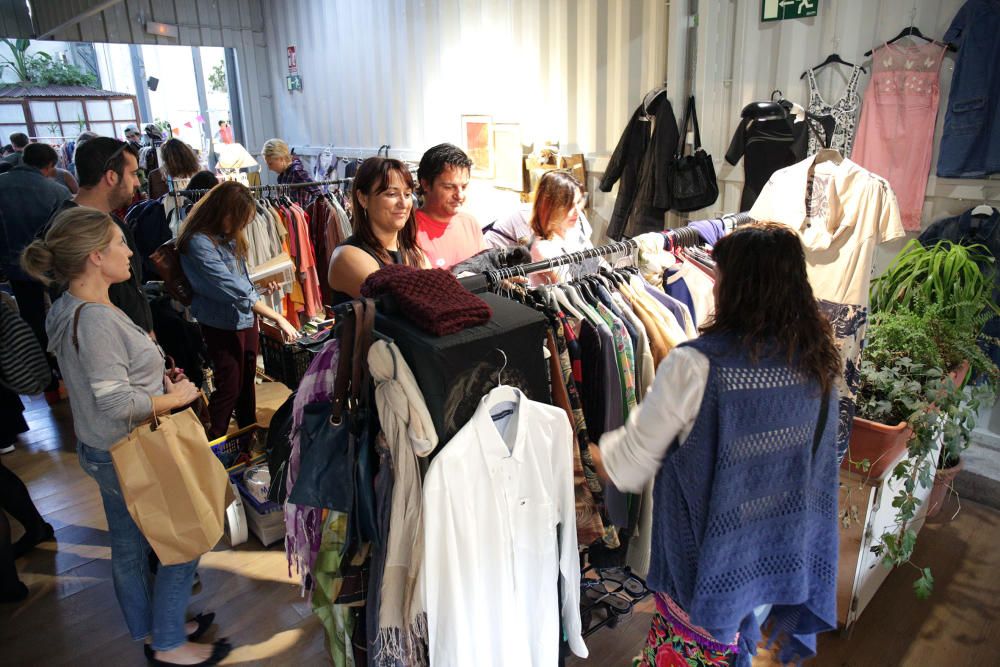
[4,394,1000,666]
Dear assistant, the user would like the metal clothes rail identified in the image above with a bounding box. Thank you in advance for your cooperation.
[172,177,354,198]
[471,211,752,290]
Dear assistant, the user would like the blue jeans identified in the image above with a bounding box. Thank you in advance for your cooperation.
[77,442,199,651]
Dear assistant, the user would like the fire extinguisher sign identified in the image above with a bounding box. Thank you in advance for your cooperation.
[287,46,298,74]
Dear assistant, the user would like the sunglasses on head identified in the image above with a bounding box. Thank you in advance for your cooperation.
[102,141,129,174]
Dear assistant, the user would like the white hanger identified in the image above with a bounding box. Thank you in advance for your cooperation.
[972,187,998,216]
[553,284,585,321]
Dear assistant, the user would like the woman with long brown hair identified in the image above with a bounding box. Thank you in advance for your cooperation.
[178,181,298,438]
[590,222,842,666]
[148,138,201,199]
[327,157,427,305]
[526,170,597,286]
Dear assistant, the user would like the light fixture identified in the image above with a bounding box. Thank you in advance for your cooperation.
[145,21,179,39]
[215,142,259,185]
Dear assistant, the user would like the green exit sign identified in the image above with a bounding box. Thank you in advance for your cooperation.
[762,0,818,22]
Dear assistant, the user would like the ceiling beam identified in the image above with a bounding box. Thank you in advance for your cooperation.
[37,0,126,40]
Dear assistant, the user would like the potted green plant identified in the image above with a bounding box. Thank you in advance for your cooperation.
[871,239,999,490]
[848,308,945,478]
[858,240,999,596]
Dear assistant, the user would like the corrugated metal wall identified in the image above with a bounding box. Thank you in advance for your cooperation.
[689,0,998,265]
[263,0,669,159]
[0,0,33,37]
[261,0,673,236]
[2,0,275,156]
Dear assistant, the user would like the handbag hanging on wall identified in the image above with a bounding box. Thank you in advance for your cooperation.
[670,95,719,213]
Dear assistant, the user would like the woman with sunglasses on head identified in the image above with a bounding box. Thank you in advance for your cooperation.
[21,207,230,665]
[178,182,299,439]
[327,157,427,305]
[589,223,842,666]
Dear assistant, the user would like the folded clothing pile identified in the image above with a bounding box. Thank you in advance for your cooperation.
[361,264,493,336]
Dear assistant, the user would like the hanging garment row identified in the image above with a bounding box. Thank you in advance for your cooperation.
[277,211,764,665]
[136,178,354,328]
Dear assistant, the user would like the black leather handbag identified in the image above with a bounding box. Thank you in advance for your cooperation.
[287,300,374,512]
[670,95,719,213]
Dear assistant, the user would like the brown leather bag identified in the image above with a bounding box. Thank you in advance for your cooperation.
[149,239,194,306]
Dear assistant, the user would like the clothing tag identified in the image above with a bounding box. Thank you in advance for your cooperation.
[491,408,515,422]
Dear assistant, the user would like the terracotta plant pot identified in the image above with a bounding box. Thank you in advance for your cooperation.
[948,360,971,388]
[926,458,964,519]
[841,417,912,479]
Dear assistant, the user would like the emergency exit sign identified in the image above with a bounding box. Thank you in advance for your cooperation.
[762,0,818,22]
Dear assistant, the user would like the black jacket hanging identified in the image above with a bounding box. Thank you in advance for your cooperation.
[599,96,679,240]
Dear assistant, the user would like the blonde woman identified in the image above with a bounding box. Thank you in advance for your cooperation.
[261,137,322,203]
[21,207,231,666]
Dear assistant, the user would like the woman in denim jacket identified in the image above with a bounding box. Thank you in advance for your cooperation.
[178,182,298,439]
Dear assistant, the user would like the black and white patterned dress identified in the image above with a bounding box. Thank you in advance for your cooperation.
[805,65,864,157]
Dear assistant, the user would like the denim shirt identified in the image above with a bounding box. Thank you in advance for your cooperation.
[179,232,259,330]
[937,0,1000,178]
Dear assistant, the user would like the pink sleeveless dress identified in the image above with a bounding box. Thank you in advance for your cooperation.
[853,41,947,231]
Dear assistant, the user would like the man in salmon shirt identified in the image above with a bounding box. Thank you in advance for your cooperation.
[415,143,488,269]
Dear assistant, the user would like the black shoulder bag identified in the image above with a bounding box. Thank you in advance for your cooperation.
[670,95,720,213]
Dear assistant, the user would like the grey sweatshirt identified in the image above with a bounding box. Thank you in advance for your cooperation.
[47,293,165,450]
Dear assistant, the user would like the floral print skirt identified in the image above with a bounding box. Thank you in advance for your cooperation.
[632,592,739,667]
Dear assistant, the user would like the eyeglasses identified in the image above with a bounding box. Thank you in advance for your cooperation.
[102,140,129,174]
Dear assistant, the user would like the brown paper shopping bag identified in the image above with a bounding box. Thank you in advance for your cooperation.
[110,407,233,565]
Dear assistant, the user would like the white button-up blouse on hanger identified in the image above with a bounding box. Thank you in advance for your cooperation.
[422,386,587,665]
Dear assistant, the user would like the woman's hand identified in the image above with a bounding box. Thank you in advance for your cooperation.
[260,280,282,295]
[164,374,200,408]
[274,315,300,342]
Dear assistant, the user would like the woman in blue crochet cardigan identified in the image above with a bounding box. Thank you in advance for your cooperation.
[592,222,842,667]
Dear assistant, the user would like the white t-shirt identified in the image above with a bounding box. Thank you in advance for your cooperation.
[487,204,594,250]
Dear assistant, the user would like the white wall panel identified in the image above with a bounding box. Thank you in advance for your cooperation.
[262,0,670,158]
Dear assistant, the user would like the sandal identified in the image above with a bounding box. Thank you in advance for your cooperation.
[186,612,215,641]
[142,611,218,659]
[583,584,633,615]
[145,639,231,666]
[597,566,650,600]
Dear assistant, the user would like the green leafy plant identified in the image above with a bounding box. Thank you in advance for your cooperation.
[209,61,227,93]
[871,239,1000,325]
[859,300,996,599]
[1,38,96,86]
[0,38,32,81]
[28,57,97,86]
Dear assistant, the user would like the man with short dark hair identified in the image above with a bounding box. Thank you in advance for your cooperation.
[20,142,59,175]
[0,139,71,388]
[2,132,29,167]
[54,137,153,332]
[415,143,487,269]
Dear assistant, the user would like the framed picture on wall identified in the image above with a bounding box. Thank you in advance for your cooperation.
[493,122,524,191]
[461,114,494,178]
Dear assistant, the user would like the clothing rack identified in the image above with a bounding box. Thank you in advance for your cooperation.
[463,212,752,293]
[174,177,354,197]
